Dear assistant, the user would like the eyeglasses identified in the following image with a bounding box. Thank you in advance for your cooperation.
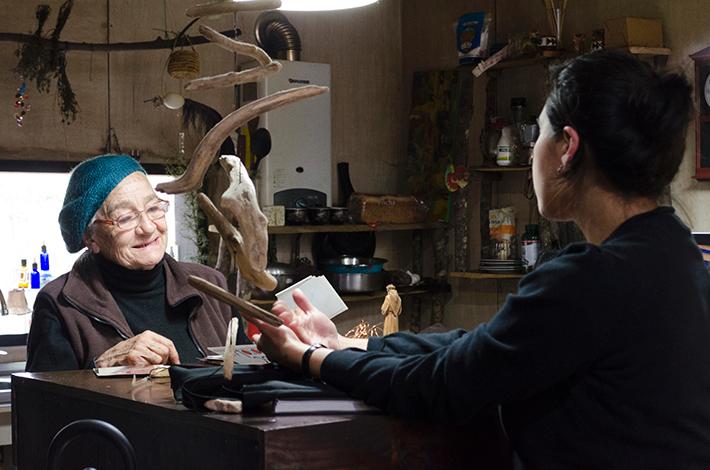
[95,200,170,231]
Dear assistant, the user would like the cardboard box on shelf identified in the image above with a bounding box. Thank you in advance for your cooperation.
[604,17,663,49]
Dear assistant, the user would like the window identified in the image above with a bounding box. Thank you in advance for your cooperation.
[0,171,180,316]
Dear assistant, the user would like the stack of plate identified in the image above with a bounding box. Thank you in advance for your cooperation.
[480,258,524,273]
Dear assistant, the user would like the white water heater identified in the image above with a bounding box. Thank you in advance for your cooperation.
[253,61,332,208]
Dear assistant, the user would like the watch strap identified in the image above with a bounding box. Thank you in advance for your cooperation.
[301,343,325,379]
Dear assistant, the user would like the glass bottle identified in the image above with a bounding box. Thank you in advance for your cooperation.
[510,97,527,157]
[18,259,29,289]
[30,262,40,289]
[521,224,541,271]
[40,244,53,287]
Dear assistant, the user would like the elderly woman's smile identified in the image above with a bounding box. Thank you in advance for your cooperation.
[86,172,168,270]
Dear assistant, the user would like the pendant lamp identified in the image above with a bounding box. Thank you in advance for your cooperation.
[279,0,378,10]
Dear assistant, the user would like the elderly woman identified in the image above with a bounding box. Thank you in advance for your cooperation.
[26,154,248,372]
[252,51,710,468]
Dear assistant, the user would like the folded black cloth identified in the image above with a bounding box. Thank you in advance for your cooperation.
[170,364,348,411]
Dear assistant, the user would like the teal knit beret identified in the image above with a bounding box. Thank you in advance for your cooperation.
[59,154,146,253]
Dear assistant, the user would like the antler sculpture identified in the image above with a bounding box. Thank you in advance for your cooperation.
[156,21,329,292]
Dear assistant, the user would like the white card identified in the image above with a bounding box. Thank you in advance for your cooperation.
[275,275,348,319]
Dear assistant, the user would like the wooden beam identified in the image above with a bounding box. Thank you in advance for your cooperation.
[0,29,240,52]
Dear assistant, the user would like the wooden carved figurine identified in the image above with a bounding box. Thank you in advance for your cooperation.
[381,284,402,336]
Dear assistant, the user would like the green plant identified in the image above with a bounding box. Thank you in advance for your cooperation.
[166,148,210,265]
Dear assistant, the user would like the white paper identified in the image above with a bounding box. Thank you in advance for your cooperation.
[93,365,169,377]
[275,275,348,319]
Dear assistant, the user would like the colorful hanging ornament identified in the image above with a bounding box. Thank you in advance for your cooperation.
[13,81,31,127]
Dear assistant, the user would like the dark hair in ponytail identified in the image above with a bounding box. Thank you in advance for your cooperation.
[545,50,693,198]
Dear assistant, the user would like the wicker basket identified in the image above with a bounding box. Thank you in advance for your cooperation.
[167,49,200,80]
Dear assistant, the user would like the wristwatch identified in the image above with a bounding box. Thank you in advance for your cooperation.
[301,343,325,379]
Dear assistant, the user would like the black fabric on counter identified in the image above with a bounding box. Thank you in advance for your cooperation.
[97,255,201,363]
[322,207,710,469]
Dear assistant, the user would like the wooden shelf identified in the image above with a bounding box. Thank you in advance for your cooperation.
[449,271,525,280]
[471,165,530,173]
[489,55,549,71]
[267,222,446,234]
[251,288,433,306]
[624,46,671,56]
[469,47,670,76]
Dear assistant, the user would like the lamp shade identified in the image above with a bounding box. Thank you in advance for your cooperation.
[279,0,378,11]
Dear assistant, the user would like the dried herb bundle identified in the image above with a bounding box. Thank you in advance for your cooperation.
[14,1,78,124]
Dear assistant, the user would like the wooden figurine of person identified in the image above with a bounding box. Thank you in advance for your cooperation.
[381,284,402,335]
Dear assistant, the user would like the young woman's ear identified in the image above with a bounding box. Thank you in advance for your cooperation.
[559,125,581,169]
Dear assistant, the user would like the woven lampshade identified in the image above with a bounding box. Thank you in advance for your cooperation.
[167,49,200,80]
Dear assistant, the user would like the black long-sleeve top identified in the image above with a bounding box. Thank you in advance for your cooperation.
[322,207,710,469]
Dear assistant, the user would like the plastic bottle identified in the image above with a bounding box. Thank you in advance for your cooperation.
[521,224,541,271]
[39,244,53,288]
[30,262,40,289]
[496,126,514,166]
[18,259,29,289]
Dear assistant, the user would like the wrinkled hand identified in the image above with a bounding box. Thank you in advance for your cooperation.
[270,289,340,349]
[94,330,180,368]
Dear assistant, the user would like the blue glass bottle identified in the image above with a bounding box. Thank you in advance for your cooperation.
[39,244,52,287]
[30,262,40,289]
[40,244,50,271]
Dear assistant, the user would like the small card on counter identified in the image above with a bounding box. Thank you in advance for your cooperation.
[93,364,170,377]
[275,275,348,319]
[206,344,270,365]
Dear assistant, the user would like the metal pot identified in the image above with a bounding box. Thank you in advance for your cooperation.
[323,271,385,294]
[251,262,296,299]
[319,256,388,293]
[319,256,388,274]
[307,207,330,225]
[329,207,349,224]
[285,208,307,225]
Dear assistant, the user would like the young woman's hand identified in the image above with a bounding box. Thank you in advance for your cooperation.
[270,289,341,349]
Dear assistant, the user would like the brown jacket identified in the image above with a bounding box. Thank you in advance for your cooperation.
[27,253,234,370]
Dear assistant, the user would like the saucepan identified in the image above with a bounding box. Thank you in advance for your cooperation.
[319,256,388,293]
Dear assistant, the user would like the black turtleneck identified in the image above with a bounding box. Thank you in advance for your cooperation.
[97,254,202,363]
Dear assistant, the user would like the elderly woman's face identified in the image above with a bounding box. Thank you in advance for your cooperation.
[86,172,168,270]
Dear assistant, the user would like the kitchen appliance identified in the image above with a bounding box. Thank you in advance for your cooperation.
[249,60,332,208]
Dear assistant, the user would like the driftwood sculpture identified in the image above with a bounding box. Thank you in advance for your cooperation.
[156,17,329,294]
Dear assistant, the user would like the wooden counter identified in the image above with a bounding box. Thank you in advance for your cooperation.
[12,370,511,470]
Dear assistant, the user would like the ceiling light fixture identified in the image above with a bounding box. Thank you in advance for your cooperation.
[278,0,378,11]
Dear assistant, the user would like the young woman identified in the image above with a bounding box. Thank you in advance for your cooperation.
[252,51,710,469]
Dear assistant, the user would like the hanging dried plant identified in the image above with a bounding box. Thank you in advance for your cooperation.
[14,1,78,124]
